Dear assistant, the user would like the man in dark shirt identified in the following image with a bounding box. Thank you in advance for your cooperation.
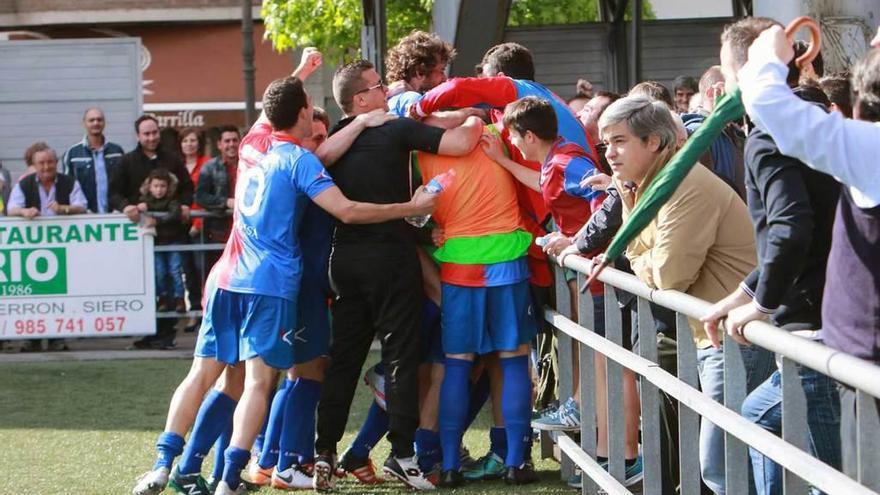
[110,115,193,222]
[313,59,481,491]
[112,115,194,350]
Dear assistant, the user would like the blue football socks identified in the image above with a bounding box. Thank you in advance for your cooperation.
[349,400,390,459]
[177,390,237,475]
[211,420,233,482]
[258,378,295,469]
[278,378,321,471]
[489,426,508,460]
[415,428,441,472]
[500,355,531,468]
[221,446,250,489]
[154,431,185,471]
[439,357,473,471]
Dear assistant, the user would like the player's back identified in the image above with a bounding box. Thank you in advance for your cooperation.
[512,79,594,154]
[211,122,331,301]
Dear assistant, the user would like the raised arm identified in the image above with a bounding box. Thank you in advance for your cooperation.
[739,26,880,206]
[412,76,518,118]
[436,116,483,156]
[253,47,323,128]
[479,132,540,191]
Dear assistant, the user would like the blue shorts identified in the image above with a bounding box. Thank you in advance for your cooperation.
[441,280,537,355]
[195,288,297,370]
[421,298,444,364]
[295,280,331,363]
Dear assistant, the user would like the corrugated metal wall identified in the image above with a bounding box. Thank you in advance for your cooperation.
[0,38,142,179]
[504,18,728,98]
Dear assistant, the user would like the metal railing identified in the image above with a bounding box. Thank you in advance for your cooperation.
[543,254,880,495]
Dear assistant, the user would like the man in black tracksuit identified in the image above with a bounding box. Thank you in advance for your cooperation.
[312,59,481,491]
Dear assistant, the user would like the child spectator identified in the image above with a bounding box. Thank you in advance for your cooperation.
[139,168,187,312]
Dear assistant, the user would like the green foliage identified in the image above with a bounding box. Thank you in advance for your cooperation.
[507,0,655,25]
[261,0,433,64]
[261,0,655,64]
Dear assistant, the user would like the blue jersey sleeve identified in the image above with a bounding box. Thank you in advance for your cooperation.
[293,152,336,199]
[563,156,600,200]
[388,91,423,118]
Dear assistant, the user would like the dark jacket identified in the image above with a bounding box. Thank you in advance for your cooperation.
[682,112,747,198]
[20,173,75,209]
[110,145,192,212]
[195,156,234,241]
[742,119,839,329]
[575,183,622,255]
[139,174,185,245]
[62,136,124,212]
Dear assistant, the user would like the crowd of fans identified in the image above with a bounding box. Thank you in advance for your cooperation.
[1,14,877,495]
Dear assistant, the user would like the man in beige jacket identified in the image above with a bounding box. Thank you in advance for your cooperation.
[598,95,774,494]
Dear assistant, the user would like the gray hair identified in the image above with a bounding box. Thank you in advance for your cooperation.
[852,49,880,122]
[598,95,678,151]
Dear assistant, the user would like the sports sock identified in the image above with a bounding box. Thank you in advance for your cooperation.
[211,420,233,481]
[415,428,441,472]
[297,394,318,465]
[153,431,185,471]
[465,371,491,428]
[257,378,296,469]
[439,357,473,471]
[278,378,321,471]
[489,426,507,460]
[177,390,237,474]
[221,446,251,489]
[348,400,390,459]
[500,355,531,468]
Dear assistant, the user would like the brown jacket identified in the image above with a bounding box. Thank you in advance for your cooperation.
[620,156,756,349]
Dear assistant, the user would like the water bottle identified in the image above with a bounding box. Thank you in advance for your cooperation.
[405,170,456,227]
[535,234,551,247]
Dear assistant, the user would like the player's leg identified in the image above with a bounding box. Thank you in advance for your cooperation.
[314,255,376,491]
[250,374,292,485]
[171,365,245,493]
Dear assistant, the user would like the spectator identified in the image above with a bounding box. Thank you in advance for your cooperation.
[61,107,125,213]
[818,73,852,117]
[178,127,210,321]
[789,40,824,86]
[672,75,699,113]
[8,142,87,218]
[195,125,240,272]
[737,23,880,482]
[599,95,772,495]
[567,79,594,113]
[7,142,87,353]
[704,20,843,492]
[139,169,187,313]
[111,115,193,349]
[111,115,193,222]
[576,90,621,172]
[0,161,10,215]
[629,80,674,109]
[681,65,747,197]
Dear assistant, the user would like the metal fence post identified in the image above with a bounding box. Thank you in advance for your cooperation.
[604,286,626,484]
[577,274,599,495]
[723,334,749,495]
[556,265,575,480]
[675,313,702,495]
[780,357,810,494]
[637,296,662,494]
[856,390,880,490]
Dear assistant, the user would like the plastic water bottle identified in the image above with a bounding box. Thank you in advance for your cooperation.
[405,170,456,227]
[535,234,551,247]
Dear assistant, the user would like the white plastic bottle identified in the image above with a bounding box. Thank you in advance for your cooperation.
[405,169,456,227]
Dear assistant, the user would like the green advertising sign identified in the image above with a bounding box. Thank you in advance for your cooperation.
[0,247,68,297]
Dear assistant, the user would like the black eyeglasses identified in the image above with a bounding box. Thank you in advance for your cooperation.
[355,81,386,95]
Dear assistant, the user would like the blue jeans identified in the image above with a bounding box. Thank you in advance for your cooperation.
[697,345,775,494]
[741,368,841,495]
[155,251,184,298]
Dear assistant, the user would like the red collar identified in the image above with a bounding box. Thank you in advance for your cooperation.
[270,131,302,145]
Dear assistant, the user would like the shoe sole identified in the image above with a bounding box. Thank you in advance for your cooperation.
[313,463,335,492]
[381,466,435,490]
[625,471,644,487]
[271,477,312,490]
[530,421,580,431]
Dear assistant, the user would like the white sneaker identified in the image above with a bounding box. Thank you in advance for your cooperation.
[213,480,248,494]
[132,467,170,495]
[272,464,313,489]
[382,456,436,490]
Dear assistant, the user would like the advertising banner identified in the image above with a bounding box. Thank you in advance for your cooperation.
[0,214,156,339]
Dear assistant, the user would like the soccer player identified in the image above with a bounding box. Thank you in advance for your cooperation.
[312,59,481,492]
[414,123,537,487]
[132,68,437,495]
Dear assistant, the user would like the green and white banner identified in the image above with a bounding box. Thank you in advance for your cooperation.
[0,214,156,339]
